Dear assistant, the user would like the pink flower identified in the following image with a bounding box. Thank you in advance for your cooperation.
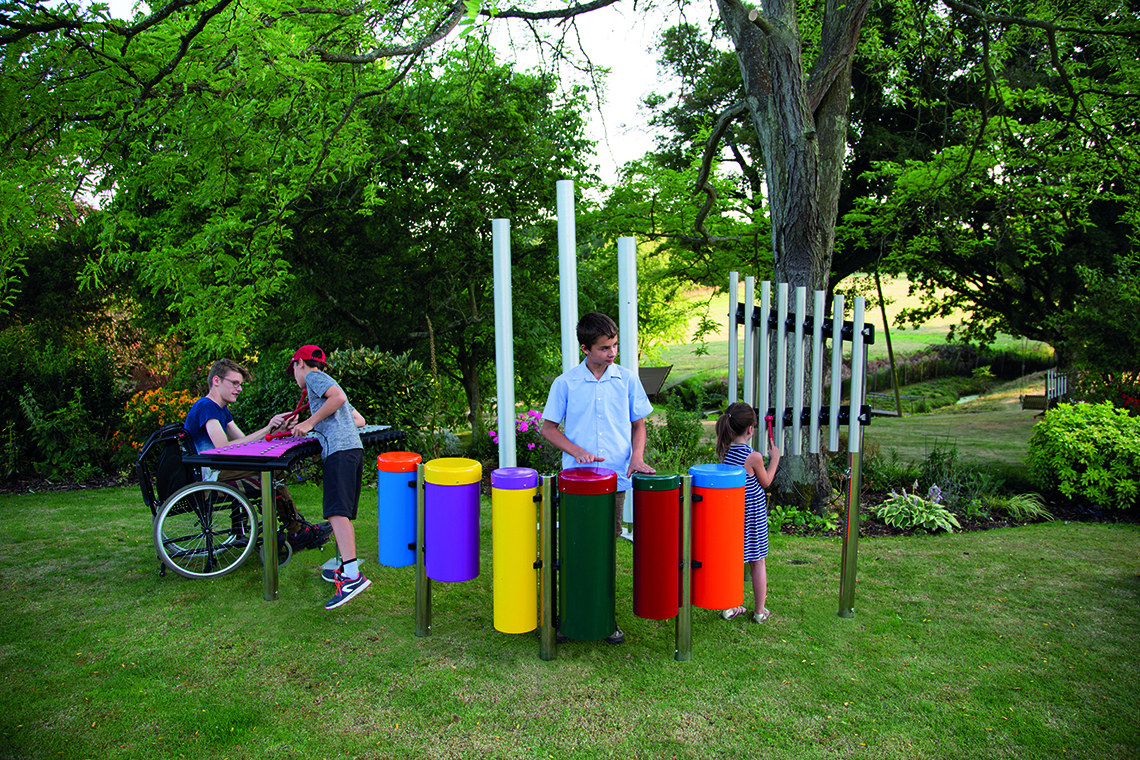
[527,443,535,450]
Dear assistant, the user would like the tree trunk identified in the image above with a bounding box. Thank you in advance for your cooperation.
[716,0,869,508]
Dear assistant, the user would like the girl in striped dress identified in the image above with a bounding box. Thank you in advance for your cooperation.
[715,402,781,623]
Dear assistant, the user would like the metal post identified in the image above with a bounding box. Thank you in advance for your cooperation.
[539,475,557,661]
[839,301,868,618]
[262,469,277,601]
[414,463,431,637]
[675,475,693,662]
[728,272,739,404]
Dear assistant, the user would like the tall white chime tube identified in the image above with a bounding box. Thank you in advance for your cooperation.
[492,219,516,468]
[557,180,579,373]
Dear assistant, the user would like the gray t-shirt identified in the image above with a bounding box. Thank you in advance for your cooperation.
[305,370,362,457]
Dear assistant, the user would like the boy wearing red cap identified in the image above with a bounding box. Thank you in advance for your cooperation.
[287,345,370,610]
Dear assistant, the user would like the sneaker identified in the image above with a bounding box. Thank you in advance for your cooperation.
[752,608,772,624]
[288,521,334,552]
[721,605,747,621]
[321,562,364,587]
[325,571,371,610]
[604,627,625,645]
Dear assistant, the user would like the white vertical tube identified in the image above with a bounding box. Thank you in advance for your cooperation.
[791,286,806,456]
[492,219,516,468]
[557,180,579,373]
[617,237,638,373]
[743,276,755,413]
[775,283,789,447]
[728,272,739,404]
[757,281,772,454]
[849,298,866,453]
[810,289,825,454]
[617,236,637,527]
[829,295,845,451]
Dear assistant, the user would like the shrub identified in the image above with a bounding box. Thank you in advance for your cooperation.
[18,387,105,480]
[860,443,921,492]
[870,487,962,533]
[1026,402,1140,509]
[646,393,715,474]
[328,347,435,430]
[917,444,1000,515]
[111,387,198,468]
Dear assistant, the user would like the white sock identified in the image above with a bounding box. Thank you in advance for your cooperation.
[342,559,359,579]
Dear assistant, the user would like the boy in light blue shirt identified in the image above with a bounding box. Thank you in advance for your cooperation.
[541,312,655,644]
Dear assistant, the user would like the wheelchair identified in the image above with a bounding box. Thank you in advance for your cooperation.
[136,423,307,579]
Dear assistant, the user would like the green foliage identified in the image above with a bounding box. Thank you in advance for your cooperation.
[1026,402,1140,510]
[859,443,921,493]
[1050,255,1140,406]
[981,492,1054,522]
[0,327,127,478]
[645,394,715,474]
[327,347,434,432]
[768,503,839,533]
[870,489,963,534]
[917,444,1000,516]
[18,388,105,481]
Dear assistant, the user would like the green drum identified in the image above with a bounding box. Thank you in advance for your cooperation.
[557,467,617,641]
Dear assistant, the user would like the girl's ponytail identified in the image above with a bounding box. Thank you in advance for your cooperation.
[716,401,759,461]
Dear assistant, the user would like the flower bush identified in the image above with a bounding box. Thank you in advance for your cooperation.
[489,410,559,472]
[112,388,197,468]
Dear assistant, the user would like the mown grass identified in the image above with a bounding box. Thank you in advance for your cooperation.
[1,483,1138,759]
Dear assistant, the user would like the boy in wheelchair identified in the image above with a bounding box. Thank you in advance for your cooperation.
[184,358,332,552]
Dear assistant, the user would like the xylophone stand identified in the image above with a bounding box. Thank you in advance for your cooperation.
[675,475,694,662]
[262,469,278,601]
[414,463,432,637]
[538,476,557,661]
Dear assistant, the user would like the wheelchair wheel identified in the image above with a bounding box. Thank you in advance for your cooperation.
[259,533,294,568]
[154,482,258,579]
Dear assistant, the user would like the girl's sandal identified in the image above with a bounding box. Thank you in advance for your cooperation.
[752,608,772,624]
[720,605,747,621]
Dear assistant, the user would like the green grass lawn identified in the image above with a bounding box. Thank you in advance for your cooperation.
[1,483,1137,758]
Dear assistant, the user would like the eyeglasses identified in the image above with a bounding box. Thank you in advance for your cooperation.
[221,377,243,389]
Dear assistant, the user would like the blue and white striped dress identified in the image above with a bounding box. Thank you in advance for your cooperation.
[723,442,769,562]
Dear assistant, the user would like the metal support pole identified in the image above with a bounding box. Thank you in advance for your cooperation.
[261,469,277,601]
[839,308,869,619]
[675,475,693,662]
[728,272,739,404]
[539,475,557,661]
[414,463,431,637]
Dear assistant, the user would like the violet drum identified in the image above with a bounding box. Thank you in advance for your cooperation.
[632,473,681,620]
[377,451,422,568]
[423,458,483,583]
[689,464,746,610]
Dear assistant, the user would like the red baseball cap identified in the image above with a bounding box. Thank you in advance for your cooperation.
[286,344,326,374]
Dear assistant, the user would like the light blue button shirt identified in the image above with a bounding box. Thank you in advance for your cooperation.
[542,360,653,492]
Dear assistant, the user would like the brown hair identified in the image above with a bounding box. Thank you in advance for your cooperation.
[715,401,758,461]
[207,358,250,388]
[576,312,618,351]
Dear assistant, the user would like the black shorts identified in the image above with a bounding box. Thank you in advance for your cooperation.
[323,449,364,520]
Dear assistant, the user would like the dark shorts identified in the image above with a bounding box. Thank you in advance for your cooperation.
[323,449,364,520]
